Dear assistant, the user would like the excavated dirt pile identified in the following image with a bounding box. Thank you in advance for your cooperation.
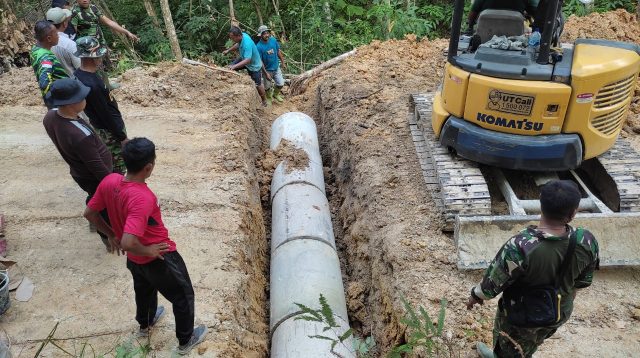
[291,11,640,356]
[117,63,253,108]
[0,67,41,106]
[562,9,640,43]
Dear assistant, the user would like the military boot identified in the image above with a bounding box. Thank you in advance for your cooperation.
[266,88,273,106]
[273,86,285,103]
[476,342,496,358]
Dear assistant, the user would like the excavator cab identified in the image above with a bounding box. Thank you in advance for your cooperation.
[410,0,640,269]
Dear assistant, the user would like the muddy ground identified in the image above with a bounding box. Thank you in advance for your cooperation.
[1,8,640,358]
[0,65,269,357]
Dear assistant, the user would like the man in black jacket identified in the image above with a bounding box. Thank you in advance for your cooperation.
[43,78,114,250]
[74,36,129,174]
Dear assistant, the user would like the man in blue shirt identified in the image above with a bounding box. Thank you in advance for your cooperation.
[225,26,267,106]
[256,25,286,105]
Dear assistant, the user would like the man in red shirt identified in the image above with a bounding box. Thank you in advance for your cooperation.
[83,138,207,354]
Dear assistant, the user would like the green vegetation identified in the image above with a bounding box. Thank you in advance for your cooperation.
[33,322,151,358]
[15,0,638,74]
[295,294,375,357]
[388,297,457,357]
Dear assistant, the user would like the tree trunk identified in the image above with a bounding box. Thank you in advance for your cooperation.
[323,1,332,23]
[384,0,391,39]
[271,0,287,41]
[159,0,183,60]
[143,0,162,30]
[254,0,264,25]
[229,0,239,27]
[289,49,357,95]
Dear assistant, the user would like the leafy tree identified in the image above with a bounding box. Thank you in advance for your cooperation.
[14,0,639,73]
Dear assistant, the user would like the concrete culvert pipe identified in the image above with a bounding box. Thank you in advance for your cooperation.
[270,112,326,199]
[270,112,354,357]
[271,183,336,251]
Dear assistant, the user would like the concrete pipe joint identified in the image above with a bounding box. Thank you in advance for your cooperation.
[269,112,354,357]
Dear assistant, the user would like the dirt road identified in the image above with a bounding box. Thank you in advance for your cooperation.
[0,65,269,357]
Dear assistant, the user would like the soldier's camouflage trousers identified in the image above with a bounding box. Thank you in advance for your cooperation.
[493,304,558,358]
[96,128,126,174]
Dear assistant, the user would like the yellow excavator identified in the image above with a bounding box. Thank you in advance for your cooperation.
[410,0,640,269]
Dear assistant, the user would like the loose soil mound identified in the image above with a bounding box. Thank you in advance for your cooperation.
[258,139,310,201]
[117,63,257,109]
[0,67,42,107]
[563,9,640,43]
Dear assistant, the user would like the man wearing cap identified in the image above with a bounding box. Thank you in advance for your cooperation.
[74,36,129,174]
[30,20,69,108]
[224,26,268,106]
[43,78,114,250]
[47,7,80,77]
[51,0,76,38]
[256,25,286,105]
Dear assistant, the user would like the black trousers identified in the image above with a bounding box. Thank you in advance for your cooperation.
[126,251,195,345]
[72,176,110,242]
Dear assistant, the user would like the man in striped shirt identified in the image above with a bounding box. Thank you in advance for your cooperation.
[30,20,69,108]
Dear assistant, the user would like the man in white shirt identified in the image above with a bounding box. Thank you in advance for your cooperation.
[46,7,80,77]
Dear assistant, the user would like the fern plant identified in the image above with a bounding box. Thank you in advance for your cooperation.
[295,294,375,358]
[389,297,455,358]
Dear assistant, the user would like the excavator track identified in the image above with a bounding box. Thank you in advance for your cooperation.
[410,93,491,227]
[596,139,640,213]
[410,93,640,268]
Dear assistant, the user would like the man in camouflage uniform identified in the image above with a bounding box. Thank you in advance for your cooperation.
[74,37,128,174]
[30,20,69,108]
[467,180,600,358]
[72,0,138,47]
[72,0,138,86]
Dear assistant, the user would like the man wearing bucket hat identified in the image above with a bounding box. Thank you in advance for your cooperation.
[256,25,286,105]
[30,20,69,108]
[47,7,80,77]
[74,36,129,174]
[42,78,114,250]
